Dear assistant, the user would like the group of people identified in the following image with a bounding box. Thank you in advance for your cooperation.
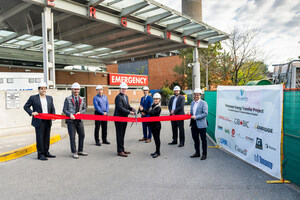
[24,81,208,161]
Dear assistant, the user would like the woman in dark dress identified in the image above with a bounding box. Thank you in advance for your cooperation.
[139,93,162,158]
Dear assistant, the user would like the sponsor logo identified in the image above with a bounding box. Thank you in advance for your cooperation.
[255,137,263,150]
[245,136,254,143]
[231,129,235,137]
[265,143,276,151]
[235,145,247,156]
[254,123,273,133]
[224,128,230,134]
[234,118,249,128]
[254,154,273,169]
[217,125,223,131]
[217,137,231,147]
[236,89,248,101]
[218,115,231,122]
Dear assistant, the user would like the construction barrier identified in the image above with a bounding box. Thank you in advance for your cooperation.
[282,89,300,186]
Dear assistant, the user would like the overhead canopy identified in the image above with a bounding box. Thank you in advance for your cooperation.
[0,0,229,66]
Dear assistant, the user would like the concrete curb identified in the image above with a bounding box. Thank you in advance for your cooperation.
[0,134,62,163]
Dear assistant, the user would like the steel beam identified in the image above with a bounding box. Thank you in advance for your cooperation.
[207,35,229,44]
[146,12,173,24]
[167,20,191,31]
[120,2,149,17]
[134,7,160,16]
[107,0,123,6]
[0,2,32,22]
[23,0,198,46]
[88,0,105,7]
[197,31,219,40]
[182,26,206,36]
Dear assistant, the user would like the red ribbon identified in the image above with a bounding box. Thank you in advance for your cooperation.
[34,113,191,122]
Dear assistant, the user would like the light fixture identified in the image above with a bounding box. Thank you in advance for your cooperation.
[70,72,75,75]
[25,69,31,72]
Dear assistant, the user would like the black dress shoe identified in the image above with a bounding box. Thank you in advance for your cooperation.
[150,152,156,156]
[168,141,177,145]
[45,153,56,158]
[103,141,110,145]
[96,143,101,146]
[152,153,160,158]
[190,153,200,158]
[38,155,48,161]
[200,155,207,160]
[178,143,184,147]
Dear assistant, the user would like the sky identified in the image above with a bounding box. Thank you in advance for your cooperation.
[163,0,300,68]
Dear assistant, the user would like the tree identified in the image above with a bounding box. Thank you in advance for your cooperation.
[199,42,223,89]
[224,28,268,85]
[173,48,193,89]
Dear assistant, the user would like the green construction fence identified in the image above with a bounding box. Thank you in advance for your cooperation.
[204,89,300,186]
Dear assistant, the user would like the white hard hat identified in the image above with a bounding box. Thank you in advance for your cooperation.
[153,93,161,99]
[173,86,181,91]
[143,86,149,91]
[194,88,202,94]
[38,81,47,88]
[71,82,81,89]
[96,85,103,90]
[120,82,128,89]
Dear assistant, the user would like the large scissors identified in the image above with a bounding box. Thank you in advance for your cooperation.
[130,110,137,127]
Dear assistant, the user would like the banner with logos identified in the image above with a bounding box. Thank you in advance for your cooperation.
[215,85,283,179]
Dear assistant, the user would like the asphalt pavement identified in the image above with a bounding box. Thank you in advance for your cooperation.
[1,113,300,200]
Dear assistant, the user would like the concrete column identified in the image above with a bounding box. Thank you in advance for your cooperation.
[182,0,202,22]
[193,47,200,90]
[42,6,55,89]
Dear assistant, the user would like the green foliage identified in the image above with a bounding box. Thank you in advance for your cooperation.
[160,86,174,106]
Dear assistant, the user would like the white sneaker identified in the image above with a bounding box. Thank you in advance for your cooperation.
[72,153,79,159]
[78,151,88,156]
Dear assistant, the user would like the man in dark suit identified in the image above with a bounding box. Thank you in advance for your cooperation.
[24,81,56,161]
[114,82,135,157]
[63,82,88,159]
[168,86,185,147]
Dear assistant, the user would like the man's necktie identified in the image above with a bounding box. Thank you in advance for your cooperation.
[75,98,79,113]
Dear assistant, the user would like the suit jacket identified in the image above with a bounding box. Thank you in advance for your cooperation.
[140,95,153,117]
[190,99,208,129]
[63,95,86,123]
[168,95,185,115]
[114,93,133,117]
[23,94,55,127]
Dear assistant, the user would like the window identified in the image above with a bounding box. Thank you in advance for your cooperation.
[29,78,34,83]
[7,78,13,83]
[0,78,3,83]
[35,78,41,83]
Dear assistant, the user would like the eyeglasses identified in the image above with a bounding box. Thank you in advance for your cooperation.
[73,89,80,91]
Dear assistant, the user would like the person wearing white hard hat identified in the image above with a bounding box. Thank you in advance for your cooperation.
[24,81,56,161]
[168,85,185,147]
[140,93,162,158]
[93,85,110,146]
[63,82,88,159]
[138,86,153,143]
[190,88,208,160]
[113,82,135,157]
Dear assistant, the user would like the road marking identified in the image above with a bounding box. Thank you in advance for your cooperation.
[0,134,61,162]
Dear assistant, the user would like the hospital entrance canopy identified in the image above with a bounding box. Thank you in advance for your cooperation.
[0,0,229,87]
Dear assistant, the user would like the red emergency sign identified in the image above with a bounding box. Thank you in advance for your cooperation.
[109,74,148,86]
